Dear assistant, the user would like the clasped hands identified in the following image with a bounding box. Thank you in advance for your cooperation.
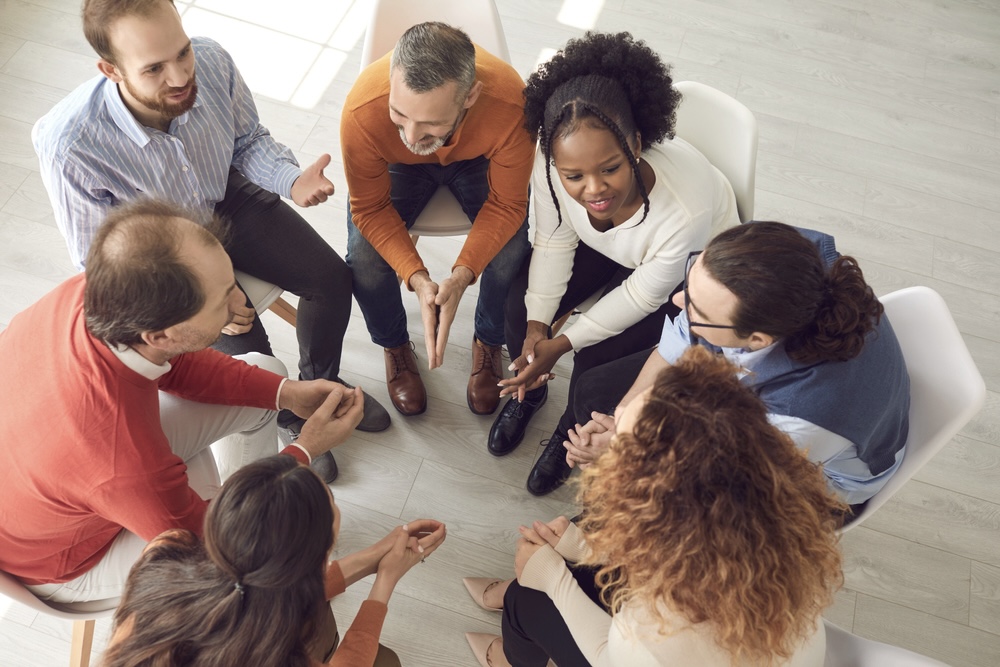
[278,380,365,459]
[409,266,475,369]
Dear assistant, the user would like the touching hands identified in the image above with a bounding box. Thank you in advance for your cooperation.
[221,301,255,336]
[290,153,335,207]
[410,268,473,369]
[283,383,364,458]
[499,326,570,401]
[565,412,616,468]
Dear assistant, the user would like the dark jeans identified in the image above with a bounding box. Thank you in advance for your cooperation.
[346,156,530,348]
[504,243,680,439]
[570,347,652,425]
[212,170,352,385]
[502,564,605,667]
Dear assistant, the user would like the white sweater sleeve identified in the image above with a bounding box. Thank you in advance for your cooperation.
[519,544,616,666]
[524,149,578,326]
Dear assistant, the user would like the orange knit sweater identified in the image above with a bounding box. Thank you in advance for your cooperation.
[340,46,534,287]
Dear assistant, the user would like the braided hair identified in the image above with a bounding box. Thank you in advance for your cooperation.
[523,32,681,227]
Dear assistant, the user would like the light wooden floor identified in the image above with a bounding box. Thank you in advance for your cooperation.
[1,0,999,665]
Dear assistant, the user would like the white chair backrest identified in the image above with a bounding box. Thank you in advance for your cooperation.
[842,286,986,531]
[823,620,951,666]
[360,0,511,69]
[234,269,283,313]
[672,81,758,223]
[0,570,115,621]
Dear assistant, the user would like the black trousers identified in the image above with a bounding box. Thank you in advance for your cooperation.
[501,564,606,667]
[211,170,353,386]
[503,243,680,440]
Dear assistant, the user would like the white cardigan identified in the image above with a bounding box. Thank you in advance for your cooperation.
[519,523,826,667]
[524,137,739,350]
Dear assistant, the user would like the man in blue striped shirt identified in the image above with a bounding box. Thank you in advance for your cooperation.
[32,0,390,482]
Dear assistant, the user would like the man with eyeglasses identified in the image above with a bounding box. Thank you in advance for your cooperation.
[533,222,909,522]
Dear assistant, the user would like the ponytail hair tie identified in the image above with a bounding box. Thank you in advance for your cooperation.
[233,581,245,597]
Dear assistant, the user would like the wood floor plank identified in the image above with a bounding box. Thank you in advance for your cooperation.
[861,480,1000,568]
[933,238,1000,297]
[971,561,1000,636]
[915,436,1000,506]
[823,588,857,631]
[839,527,971,623]
[854,594,1000,667]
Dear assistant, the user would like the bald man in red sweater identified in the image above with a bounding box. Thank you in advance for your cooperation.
[0,199,363,604]
[342,22,533,418]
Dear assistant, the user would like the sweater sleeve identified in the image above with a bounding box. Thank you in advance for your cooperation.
[321,560,389,667]
[524,149,578,325]
[553,521,591,563]
[157,348,283,409]
[519,545,614,666]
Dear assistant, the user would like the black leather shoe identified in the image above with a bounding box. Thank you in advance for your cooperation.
[487,385,547,457]
[526,433,571,496]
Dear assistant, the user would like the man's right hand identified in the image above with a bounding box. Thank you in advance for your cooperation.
[564,412,616,468]
[408,271,441,369]
[294,385,364,459]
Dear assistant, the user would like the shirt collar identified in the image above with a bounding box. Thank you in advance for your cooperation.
[108,343,173,380]
[102,77,202,145]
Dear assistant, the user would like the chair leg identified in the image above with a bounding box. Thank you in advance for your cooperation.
[269,297,298,328]
[551,311,573,336]
[70,619,95,667]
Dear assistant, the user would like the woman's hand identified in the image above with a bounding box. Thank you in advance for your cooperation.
[530,516,569,548]
[499,332,572,401]
[368,520,447,603]
[514,523,550,580]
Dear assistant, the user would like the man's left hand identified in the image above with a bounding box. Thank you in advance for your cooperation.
[432,266,474,369]
[279,378,350,419]
[221,302,255,336]
[291,153,335,207]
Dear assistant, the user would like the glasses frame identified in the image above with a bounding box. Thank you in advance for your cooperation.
[683,251,739,346]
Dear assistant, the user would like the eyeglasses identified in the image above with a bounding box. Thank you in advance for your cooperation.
[683,251,738,346]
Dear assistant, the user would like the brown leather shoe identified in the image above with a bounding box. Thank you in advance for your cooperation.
[384,343,426,416]
[468,337,503,415]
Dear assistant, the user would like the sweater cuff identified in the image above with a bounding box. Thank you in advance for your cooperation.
[554,522,590,563]
[519,545,569,596]
[324,560,347,599]
[282,443,311,464]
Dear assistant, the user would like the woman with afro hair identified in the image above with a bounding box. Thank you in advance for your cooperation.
[489,32,739,497]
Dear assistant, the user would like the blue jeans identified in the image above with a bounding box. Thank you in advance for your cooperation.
[346,156,530,348]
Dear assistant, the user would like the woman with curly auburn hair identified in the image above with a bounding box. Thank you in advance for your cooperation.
[101,455,446,667]
[489,32,739,498]
[465,346,844,667]
[561,222,910,512]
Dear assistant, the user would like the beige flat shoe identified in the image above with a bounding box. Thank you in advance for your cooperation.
[465,632,505,667]
[463,577,505,611]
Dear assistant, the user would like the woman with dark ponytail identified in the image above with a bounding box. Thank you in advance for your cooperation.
[565,221,910,514]
[102,455,446,666]
[489,32,739,497]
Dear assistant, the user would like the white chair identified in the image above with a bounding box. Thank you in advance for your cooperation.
[673,80,758,223]
[360,0,512,242]
[841,286,986,532]
[0,570,116,667]
[823,619,951,666]
[234,269,296,327]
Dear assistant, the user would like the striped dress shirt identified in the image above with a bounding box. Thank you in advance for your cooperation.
[33,37,303,269]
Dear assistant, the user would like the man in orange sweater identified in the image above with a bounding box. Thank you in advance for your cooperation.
[341,22,533,417]
[0,199,363,604]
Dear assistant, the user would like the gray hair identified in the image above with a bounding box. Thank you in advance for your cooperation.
[390,22,477,97]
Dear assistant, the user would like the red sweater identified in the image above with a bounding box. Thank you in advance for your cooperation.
[0,274,302,584]
[341,46,534,287]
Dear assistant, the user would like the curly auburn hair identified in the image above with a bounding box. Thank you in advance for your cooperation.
[523,32,681,228]
[578,346,844,664]
[702,222,885,363]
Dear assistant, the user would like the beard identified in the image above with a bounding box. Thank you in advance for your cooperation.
[123,73,198,120]
[397,127,451,156]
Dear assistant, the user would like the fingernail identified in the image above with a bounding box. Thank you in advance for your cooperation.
[508,362,516,371]
[418,544,425,553]
[402,524,409,531]
[527,355,533,364]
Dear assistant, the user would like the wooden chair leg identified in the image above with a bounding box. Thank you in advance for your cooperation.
[269,297,298,328]
[550,311,574,336]
[70,619,95,667]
